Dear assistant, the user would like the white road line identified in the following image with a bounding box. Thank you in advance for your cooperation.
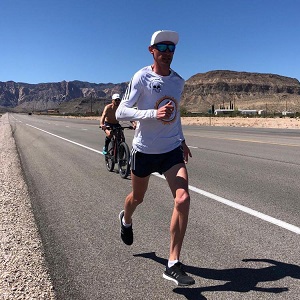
[26,124,102,154]
[26,124,300,235]
[154,173,300,234]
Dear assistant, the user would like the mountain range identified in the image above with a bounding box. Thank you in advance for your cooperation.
[1,70,300,114]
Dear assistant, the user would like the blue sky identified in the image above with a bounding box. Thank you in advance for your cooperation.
[1,0,299,84]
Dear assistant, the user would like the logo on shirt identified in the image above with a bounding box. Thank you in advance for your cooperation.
[150,79,163,93]
[155,96,178,124]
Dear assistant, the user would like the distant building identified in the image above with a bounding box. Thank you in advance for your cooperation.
[282,111,295,116]
[47,109,59,114]
[214,109,234,115]
[238,109,257,115]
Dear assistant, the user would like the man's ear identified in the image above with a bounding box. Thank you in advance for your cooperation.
[148,46,154,54]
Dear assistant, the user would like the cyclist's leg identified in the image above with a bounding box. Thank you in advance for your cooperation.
[103,129,113,151]
[106,129,113,138]
[123,172,150,224]
[103,122,115,150]
[164,163,190,262]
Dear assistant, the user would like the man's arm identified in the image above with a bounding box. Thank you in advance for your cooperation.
[100,106,108,130]
[181,140,192,163]
[116,76,157,121]
[116,105,157,121]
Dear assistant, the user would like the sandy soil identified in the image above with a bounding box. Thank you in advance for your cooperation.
[180,116,300,129]
[72,116,300,129]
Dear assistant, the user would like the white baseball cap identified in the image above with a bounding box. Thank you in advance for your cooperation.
[112,93,120,100]
[150,30,179,46]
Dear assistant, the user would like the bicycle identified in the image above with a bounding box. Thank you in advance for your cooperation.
[103,125,133,179]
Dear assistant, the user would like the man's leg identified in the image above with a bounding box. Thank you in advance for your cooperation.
[164,163,190,261]
[123,172,150,224]
[102,130,112,154]
[104,130,113,148]
[163,163,194,286]
[104,136,110,149]
[119,172,150,245]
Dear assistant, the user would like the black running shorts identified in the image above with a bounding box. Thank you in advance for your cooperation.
[104,122,121,129]
[131,146,184,178]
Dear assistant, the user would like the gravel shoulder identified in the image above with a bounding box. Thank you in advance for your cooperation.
[0,113,56,299]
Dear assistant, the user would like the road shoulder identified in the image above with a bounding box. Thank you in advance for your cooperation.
[0,113,56,299]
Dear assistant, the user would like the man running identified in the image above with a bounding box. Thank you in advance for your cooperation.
[116,30,194,286]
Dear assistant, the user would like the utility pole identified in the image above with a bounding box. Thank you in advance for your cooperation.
[90,94,93,114]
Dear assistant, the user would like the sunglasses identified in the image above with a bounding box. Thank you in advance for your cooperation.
[154,43,176,53]
[114,98,121,101]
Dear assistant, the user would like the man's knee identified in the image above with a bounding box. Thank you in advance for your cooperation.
[133,196,144,206]
[127,191,144,206]
[175,192,190,212]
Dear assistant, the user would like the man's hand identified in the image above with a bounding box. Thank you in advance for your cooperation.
[182,141,192,164]
[156,101,174,120]
[130,121,137,130]
[100,124,107,131]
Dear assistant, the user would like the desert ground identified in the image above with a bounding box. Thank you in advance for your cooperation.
[79,116,300,129]
[180,116,300,129]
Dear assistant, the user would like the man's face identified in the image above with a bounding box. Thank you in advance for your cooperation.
[149,41,175,66]
[113,98,121,106]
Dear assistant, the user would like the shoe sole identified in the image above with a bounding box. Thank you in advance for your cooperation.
[163,273,180,285]
[119,210,125,232]
[119,210,124,224]
[163,272,194,287]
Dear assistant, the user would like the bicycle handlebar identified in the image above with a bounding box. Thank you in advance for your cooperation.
[103,125,134,130]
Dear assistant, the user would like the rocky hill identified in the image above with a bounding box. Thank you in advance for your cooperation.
[181,70,300,113]
[0,80,128,113]
[1,70,300,114]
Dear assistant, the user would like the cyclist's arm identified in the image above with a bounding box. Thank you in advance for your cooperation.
[100,106,108,129]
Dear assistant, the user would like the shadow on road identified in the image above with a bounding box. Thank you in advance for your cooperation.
[133,252,299,300]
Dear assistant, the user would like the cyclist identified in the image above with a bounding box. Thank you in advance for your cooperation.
[100,93,122,155]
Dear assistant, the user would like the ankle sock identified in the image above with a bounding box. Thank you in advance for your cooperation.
[122,216,132,228]
[168,259,179,268]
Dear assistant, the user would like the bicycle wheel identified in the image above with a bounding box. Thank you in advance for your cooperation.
[118,142,130,178]
[105,139,115,172]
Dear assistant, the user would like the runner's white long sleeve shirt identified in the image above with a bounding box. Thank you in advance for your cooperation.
[116,65,185,154]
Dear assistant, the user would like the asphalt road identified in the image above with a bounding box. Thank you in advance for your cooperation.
[9,113,300,300]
